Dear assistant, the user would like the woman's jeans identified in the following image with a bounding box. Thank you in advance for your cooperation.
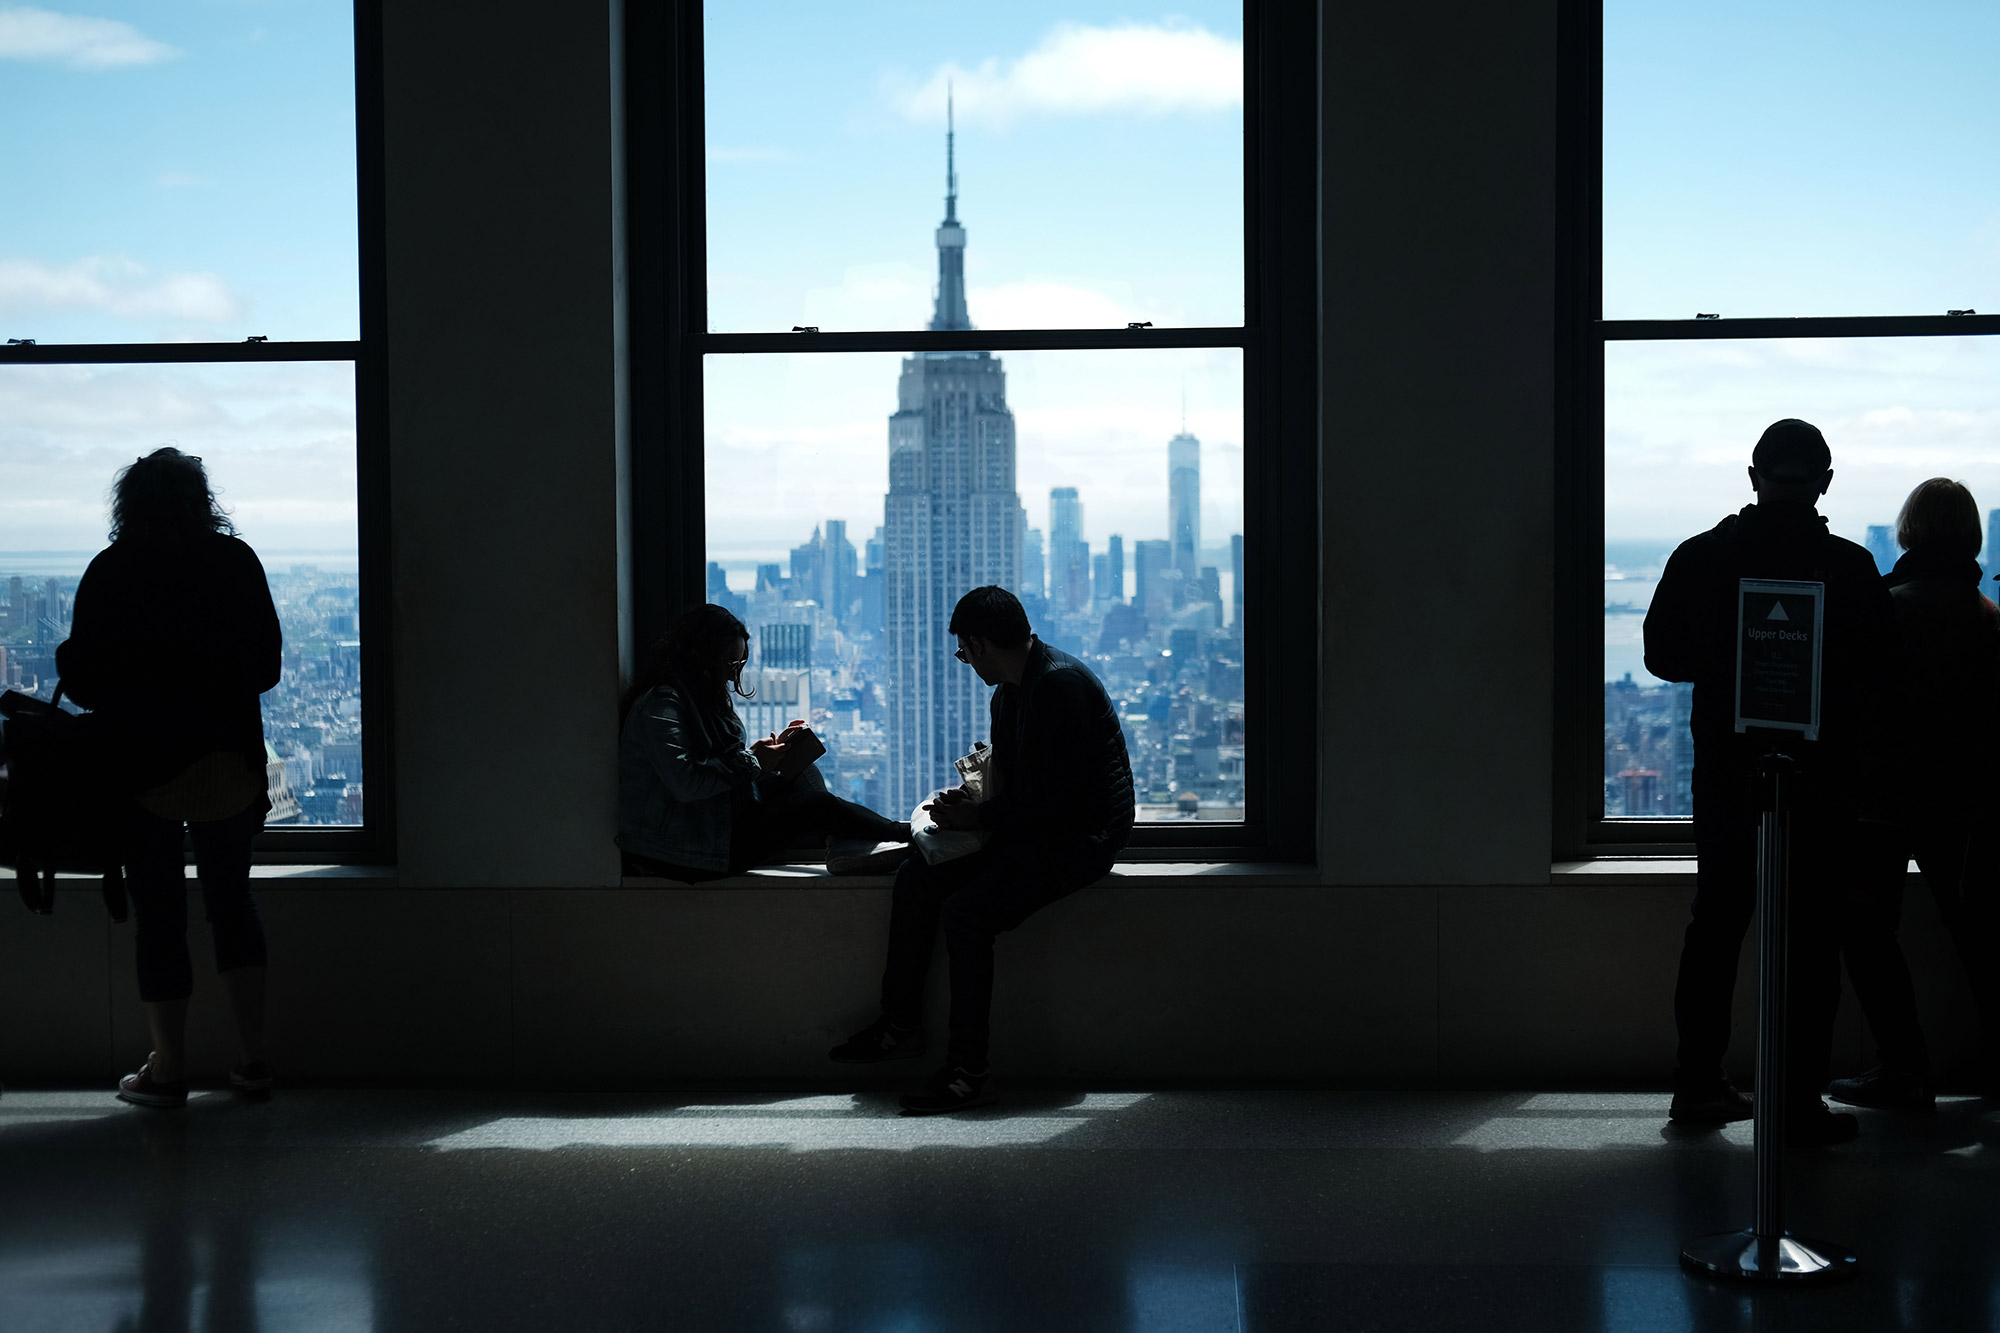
[626,766,906,881]
[1842,819,2000,1076]
[125,802,267,1003]
[740,766,906,870]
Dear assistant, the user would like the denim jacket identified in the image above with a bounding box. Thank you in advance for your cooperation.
[616,681,759,871]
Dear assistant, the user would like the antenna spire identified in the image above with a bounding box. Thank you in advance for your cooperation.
[928,85,970,331]
[945,83,957,222]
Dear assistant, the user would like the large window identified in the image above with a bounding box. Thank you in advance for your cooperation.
[1569,0,2000,851]
[0,1,387,857]
[630,0,1317,857]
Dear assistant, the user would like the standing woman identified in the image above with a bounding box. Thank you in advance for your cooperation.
[1835,477,2000,1107]
[58,448,282,1107]
[618,603,908,880]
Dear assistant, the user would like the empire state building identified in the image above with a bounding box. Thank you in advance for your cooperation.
[882,107,1025,813]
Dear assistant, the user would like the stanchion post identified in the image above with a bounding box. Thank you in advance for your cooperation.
[1680,747,1856,1282]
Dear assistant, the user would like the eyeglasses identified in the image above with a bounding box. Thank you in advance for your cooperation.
[953,647,970,663]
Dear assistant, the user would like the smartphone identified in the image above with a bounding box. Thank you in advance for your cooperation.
[778,727,827,779]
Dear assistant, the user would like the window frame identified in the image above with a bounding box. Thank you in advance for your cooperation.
[0,0,394,865]
[1556,0,2000,859]
[624,0,1321,863]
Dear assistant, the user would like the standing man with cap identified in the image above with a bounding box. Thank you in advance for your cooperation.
[1644,419,1896,1144]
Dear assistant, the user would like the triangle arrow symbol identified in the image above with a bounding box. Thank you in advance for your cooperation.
[1766,601,1790,622]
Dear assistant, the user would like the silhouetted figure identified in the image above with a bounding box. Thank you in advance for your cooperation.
[829,586,1134,1114]
[1833,478,2000,1107]
[618,603,909,881]
[1643,420,1895,1144]
[57,448,282,1107]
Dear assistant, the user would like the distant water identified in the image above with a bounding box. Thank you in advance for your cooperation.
[1605,612,1662,685]
[0,552,96,576]
[0,550,358,577]
[1604,572,1663,685]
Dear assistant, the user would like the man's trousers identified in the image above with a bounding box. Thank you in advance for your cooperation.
[880,835,1110,1069]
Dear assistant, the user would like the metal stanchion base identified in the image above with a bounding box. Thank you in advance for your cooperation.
[1680,1230,1857,1283]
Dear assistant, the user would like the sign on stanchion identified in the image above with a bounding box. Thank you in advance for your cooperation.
[1681,578,1856,1283]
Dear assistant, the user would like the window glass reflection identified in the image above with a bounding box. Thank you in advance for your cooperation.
[703,2,1244,331]
[0,1,359,344]
[1604,0,2000,320]
[1603,336,2000,818]
[0,362,362,825]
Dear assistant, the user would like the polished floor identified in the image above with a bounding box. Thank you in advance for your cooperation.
[0,1085,1994,1331]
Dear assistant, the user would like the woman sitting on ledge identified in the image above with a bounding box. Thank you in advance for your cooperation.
[618,603,909,881]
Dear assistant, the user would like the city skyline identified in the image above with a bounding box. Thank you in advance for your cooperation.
[1,561,365,828]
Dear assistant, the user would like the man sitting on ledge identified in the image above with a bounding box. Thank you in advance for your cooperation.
[830,586,1135,1114]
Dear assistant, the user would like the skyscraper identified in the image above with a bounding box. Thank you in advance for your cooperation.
[824,518,856,624]
[1230,532,1244,630]
[1105,534,1125,606]
[1049,487,1085,613]
[883,103,1022,813]
[790,526,826,603]
[1864,524,1896,577]
[1021,527,1045,602]
[1133,539,1172,620]
[1169,430,1201,581]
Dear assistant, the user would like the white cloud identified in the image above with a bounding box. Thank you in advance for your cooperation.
[967,280,1135,330]
[0,362,357,552]
[0,6,178,69]
[891,21,1241,128]
[0,256,243,324]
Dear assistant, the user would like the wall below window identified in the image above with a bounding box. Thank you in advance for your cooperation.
[6,873,1988,1088]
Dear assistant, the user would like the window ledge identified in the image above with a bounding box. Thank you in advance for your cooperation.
[1550,857,1698,886]
[1552,856,1927,887]
[621,860,1319,890]
[1,865,400,890]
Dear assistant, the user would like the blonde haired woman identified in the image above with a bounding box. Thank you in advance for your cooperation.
[1835,478,2000,1107]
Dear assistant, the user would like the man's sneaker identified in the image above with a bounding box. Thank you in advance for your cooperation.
[1786,1103,1861,1146]
[828,1016,925,1064]
[899,1065,998,1116]
[1827,1066,1933,1112]
[116,1061,188,1109]
[1669,1080,1754,1125]
[230,1060,276,1093]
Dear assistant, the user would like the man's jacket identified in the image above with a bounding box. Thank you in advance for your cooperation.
[975,639,1134,861]
[1643,503,1895,821]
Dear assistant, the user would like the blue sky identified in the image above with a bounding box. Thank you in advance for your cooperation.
[3,2,1994,582]
[0,1,358,562]
[703,2,1244,334]
[1605,0,1999,322]
[0,0,358,344]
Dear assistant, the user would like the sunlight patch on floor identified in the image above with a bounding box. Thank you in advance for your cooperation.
[425,1092,1153,1153]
